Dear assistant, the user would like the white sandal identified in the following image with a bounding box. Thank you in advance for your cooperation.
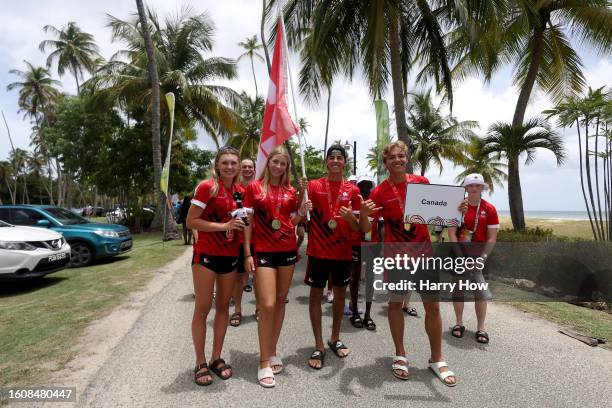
[391,355,409,380]
[257,366,275,388]
[429,361,457,387]
[270,355,283,374]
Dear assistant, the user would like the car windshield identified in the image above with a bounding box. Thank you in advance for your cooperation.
[44,207,90,225]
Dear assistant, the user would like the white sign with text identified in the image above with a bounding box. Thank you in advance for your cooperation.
[404,183,464,226]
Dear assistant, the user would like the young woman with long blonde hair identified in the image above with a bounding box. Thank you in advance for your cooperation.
[186,146,245,386]
[243,146,310,387]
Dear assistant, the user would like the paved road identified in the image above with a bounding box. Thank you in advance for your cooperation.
[77,254,611,408]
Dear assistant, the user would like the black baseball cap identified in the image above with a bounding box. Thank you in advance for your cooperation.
[326,144,347,160]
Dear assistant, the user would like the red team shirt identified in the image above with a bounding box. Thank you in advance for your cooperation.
[369,174,432,256]
[244,180,299,253]
[458,198,499,243]
[192,179,245,256]
[307,178,361,261]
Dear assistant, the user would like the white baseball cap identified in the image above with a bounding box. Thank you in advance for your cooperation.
[357,175,375,186]
[462,173,488,190]
[348,175,358,182]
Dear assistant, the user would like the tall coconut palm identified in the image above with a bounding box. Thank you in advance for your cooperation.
[454,136,507,193]
[406,89,477,176]
[483,118,566,229]
[238,35,264,96]
[270,0,461,173]
[450,0,612,129]
[544,86,612,240]
[7,61,61,122]
[90,10,240,149]
[39,22,101,94]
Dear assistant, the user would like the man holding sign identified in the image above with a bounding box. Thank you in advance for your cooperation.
[361,141,457,387]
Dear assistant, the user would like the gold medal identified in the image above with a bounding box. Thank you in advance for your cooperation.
[271,219,282,230]
[403,223,411,231]
[328,219,338,229]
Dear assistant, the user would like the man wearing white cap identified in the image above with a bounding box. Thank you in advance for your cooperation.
[448,173,499,344]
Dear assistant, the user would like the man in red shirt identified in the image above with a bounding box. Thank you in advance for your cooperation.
[361,141,456,386]
[305,144,362,369]
[448,173,499,344]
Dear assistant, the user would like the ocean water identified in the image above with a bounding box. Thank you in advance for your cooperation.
[498,210,593,220]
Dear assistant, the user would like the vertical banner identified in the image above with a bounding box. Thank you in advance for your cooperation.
[160,92,175,197]
[374,100,390,184]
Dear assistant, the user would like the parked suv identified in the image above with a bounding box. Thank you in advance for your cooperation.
[0,205,133,267]
[0,219,71,279]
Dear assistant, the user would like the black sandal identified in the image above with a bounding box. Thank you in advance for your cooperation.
[327,340,349,358]
[210,358,232,380]
[229,312,241,327]
[451,324,466,338]
[194,362,213,386]
[476,330,490,344]
[363,317,377,331]
[308,349,325,370]
[350,315,364,328]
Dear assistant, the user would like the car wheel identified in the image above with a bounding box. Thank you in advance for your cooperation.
[70,242,93,267]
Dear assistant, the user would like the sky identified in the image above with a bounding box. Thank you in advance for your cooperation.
[1,0,611,212]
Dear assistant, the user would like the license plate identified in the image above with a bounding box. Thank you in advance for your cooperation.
[48,252,68,262]
[120,240,132,249]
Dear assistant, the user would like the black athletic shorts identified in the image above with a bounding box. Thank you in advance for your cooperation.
[192,250,238,274]
[304,256,351,288]
[256,250,298,268]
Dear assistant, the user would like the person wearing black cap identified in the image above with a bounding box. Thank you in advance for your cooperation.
[304,144,363,369]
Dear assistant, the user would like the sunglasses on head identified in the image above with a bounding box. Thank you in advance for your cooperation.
[219,146,239,154]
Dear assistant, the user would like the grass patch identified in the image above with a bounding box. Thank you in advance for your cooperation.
[0,233,187,389]
[509,301,612,350]
[499,216,595,240]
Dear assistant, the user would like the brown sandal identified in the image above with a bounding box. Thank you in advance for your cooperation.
[230,312,241,327]
[194,362,213,386]
[210,358,232,380]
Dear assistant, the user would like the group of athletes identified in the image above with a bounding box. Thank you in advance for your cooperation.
[185,140,499,388]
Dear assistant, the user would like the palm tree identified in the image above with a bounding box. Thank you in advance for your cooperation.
[7,61,60,204]
[454,136,507,193]
[90,10,240,149]
[238,35,264,96]
[133,0,166,233]
[228,93,265,158]
[544,87,612,240]
[270,0,461,173]
[451,0,612,129]
[7,61,61,122]
[406,90,477,176]
[39,22,101,94]
[483,118,566,230]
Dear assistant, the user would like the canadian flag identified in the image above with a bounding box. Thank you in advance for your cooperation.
[255,16,300,178]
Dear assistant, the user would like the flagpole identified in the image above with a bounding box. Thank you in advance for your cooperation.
[278,13,310,219]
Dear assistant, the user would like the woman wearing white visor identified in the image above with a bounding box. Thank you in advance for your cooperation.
[448,173,499,344]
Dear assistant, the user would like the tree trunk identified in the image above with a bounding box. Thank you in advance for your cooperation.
[388,14,413,173]
[261,0,271,73]
[575,119,598,239]
[250,56,259,96]
[507,156,526,230]
[135,0,177,238]
[324,86,331,153]
[584,117,603,240]
[512,24,545,128]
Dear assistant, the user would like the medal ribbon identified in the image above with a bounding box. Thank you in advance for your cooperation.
[461,199,481,241]
[388,178,407,221]
[323,178,345,223]
[269,184,283,221]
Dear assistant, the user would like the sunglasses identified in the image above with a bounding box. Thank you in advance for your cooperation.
[219,146,239,155]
